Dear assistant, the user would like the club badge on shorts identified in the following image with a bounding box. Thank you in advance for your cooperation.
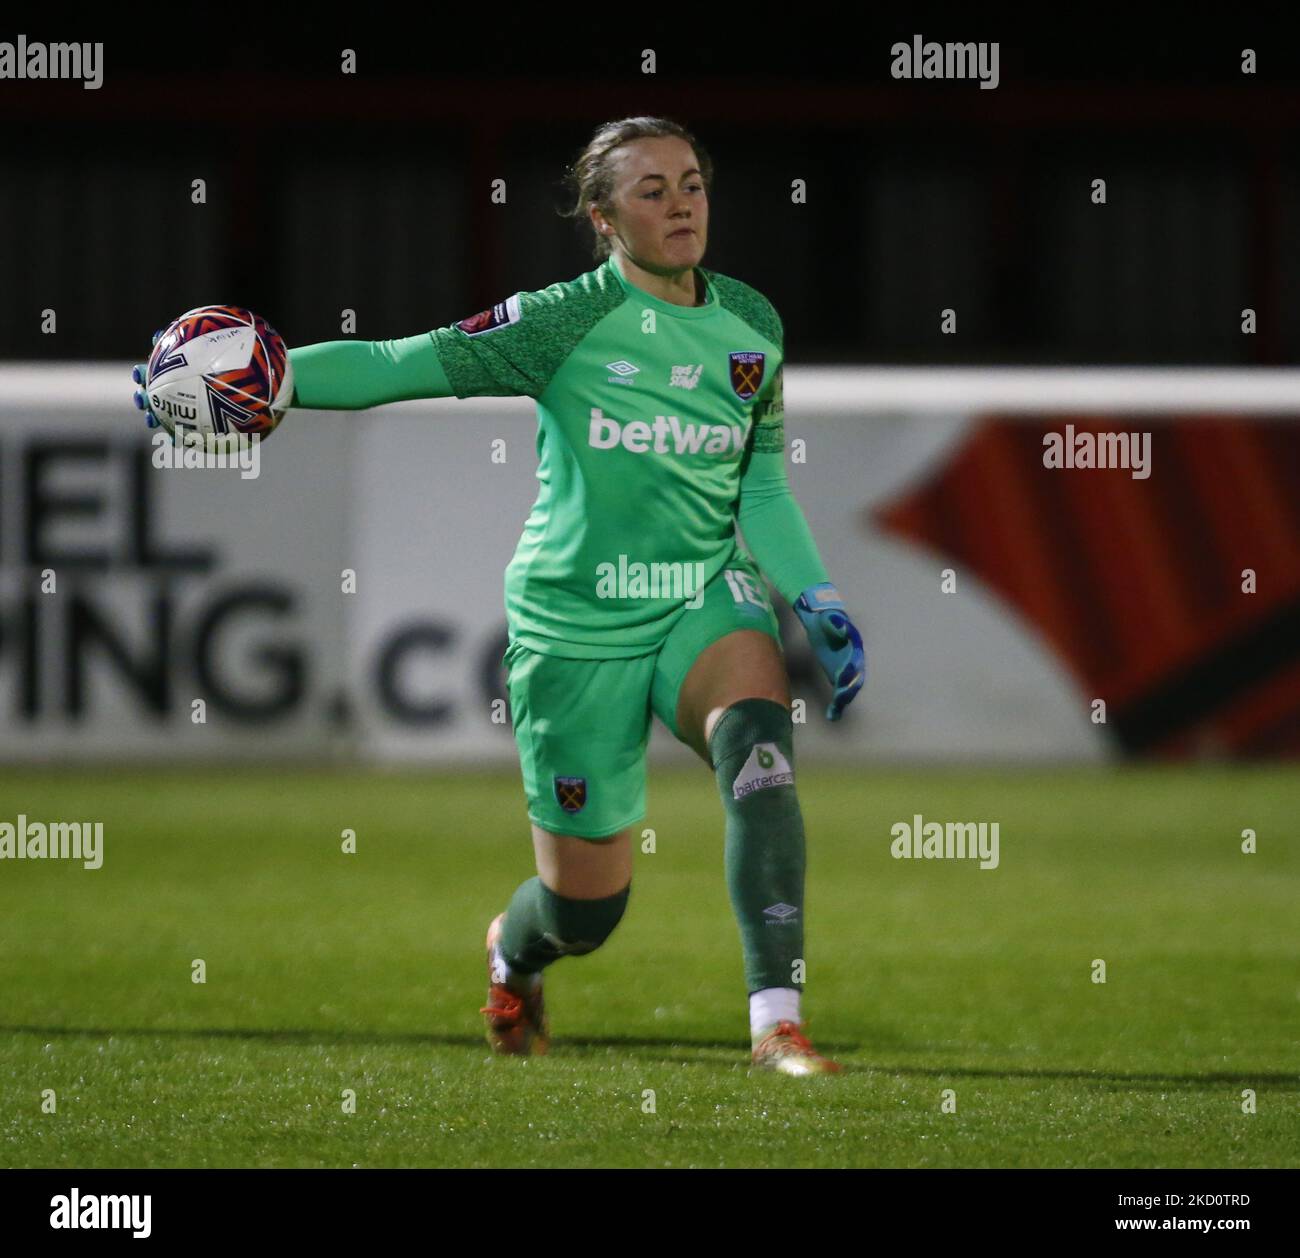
[729,351,766,400]
[554,776,587,814]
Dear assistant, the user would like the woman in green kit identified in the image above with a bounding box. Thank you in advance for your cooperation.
[134,117,865,1075]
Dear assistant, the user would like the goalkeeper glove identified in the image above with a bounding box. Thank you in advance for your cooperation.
[793,581,865,721]
[130,328,166,428]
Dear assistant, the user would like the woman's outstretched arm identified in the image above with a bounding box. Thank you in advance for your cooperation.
[287,333,453,409]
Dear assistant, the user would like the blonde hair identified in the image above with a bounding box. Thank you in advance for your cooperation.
[562,117,713,260]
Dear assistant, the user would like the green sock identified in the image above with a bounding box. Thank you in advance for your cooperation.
[498,876,630,975]
[708,698,806,996]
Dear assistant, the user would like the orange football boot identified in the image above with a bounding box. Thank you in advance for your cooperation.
[751,1020,842,1075]
[480,912,549,1055]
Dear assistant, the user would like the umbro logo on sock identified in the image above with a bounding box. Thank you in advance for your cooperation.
[541,931,596,957]
[732,742,794,799]
[763,902,799,922]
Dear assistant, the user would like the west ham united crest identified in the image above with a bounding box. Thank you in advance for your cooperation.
[729,351,765,400]
[554,776,587,814]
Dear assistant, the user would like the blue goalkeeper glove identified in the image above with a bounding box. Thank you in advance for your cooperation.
[793,581,865,721]
[131,328,166,427]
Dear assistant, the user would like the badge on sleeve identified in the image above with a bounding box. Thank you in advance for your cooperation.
[457,293,523,336]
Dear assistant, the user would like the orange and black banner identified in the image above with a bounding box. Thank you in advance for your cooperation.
[876,416,1300,758]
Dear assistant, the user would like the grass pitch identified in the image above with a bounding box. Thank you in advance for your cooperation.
[0,764,1296,1168]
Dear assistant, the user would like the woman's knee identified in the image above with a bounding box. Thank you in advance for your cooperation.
[532,824,635,899]
[675,631,791,762]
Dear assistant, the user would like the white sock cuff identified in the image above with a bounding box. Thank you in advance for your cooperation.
[750,986,802,1037]
[493,942,540,993]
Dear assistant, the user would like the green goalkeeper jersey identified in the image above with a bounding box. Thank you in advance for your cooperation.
[289,255,829,658]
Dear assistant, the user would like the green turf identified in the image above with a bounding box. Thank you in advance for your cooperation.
[0,764,1296,1168]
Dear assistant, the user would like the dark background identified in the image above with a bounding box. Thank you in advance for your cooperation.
[1,7,1297,365]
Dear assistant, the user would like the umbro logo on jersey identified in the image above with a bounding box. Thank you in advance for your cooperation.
[732,742,794,799]
[605,360,640,385]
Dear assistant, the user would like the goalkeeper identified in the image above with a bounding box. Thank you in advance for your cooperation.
[136,117,865,1075]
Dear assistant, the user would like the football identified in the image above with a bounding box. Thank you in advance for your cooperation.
[145,305,293,447]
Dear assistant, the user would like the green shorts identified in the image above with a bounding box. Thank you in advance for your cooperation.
[504,551,783,839]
